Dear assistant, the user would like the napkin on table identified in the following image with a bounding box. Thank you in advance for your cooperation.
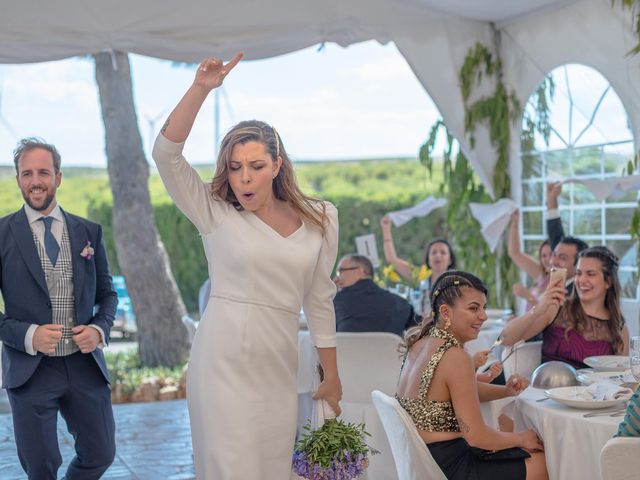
[585,380,633,401]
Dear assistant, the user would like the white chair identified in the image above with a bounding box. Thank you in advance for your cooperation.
[371,390,446,480]
[621,300,639,337]
[336,332,404,480]
[600,437,640,480]
[502,340,542,381]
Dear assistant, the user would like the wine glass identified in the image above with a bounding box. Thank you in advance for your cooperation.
[630,336,640,383]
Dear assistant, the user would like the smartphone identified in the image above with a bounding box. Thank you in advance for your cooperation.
[549,267,567,286]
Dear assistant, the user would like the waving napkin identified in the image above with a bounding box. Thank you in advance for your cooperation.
[387,195,447,227]
[564,175,640,202]
[469,199,518,252]
[586,380,633,401]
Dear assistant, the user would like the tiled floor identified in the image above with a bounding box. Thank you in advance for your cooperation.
[0,397,195,480]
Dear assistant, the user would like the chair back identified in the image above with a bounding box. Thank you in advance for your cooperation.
[335,332,404,479]
[502,340,542,380]
[600,437,640,480]
[181,315,198,344]
[621,300,639,337]
[371,390,446,480]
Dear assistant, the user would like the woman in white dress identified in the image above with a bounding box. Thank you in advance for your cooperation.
[152,53,343,479]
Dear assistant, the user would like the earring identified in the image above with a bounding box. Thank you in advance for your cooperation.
[442,317,451,331]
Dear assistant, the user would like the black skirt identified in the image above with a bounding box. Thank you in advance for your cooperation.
[427,437,529,480]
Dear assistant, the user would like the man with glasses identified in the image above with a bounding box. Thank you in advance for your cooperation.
[333,254,418,336]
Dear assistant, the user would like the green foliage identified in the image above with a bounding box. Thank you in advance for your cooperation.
[459,42,521,198]
[521,75,555,152]
[419,122,511,306]
[295,419,371,469]
[614,0,640,54]
[105,349,184,396]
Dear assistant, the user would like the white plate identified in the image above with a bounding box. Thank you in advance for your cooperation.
[545,386,631,409]
[576,370,633,385]
[583,355,630,372]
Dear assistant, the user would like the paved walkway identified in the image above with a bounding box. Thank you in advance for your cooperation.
[0,398,195,479]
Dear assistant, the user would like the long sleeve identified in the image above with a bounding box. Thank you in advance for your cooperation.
[546,213,565,251]
[302,203,339,348]
[152,133,231,234]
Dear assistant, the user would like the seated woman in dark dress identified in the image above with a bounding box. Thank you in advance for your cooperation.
[502,246,629,368]
[396,271,548,480]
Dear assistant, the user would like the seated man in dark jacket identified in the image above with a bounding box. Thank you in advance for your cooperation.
[333,254,418,336]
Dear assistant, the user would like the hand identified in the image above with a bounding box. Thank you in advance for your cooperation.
[379,215,391,232]
[546,182,562,210]
[33,324,63,354]
[475,362,502,383]
[71,325,101,353]
[473,350,490,369]
[542,276,566,306]
[193,52,243,93]
[518,429,544,451]
[505,374,529,396]
[313,375,342,417]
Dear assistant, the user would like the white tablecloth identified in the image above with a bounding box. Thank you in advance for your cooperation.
[514,387,621,480]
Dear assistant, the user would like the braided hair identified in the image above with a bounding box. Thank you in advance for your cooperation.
[402,270,487,351]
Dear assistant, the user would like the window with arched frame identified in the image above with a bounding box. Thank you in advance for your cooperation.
[519,64,638,300]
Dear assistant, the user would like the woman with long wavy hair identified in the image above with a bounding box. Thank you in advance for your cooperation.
[502,246,629,368]
[152,54,342,479]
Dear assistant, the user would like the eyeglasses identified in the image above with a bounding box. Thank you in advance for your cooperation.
[337,266,360,274]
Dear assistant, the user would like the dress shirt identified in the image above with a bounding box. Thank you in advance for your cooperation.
[22,203,106,355]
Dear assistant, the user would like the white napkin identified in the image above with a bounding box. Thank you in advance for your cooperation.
[564,175,640,202]
[387,195,447,227]
[585,380,633,401]
[468,198,518,252]
[312,399,337,428]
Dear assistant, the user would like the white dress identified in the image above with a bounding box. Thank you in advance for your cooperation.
[152,135,338,479]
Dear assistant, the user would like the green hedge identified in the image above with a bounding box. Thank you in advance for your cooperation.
[87,192,446,313]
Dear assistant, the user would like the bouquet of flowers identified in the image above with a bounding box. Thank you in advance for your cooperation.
[379,263,431,289]
[292,403,375,480]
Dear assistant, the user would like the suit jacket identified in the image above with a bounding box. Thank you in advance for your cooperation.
[0,207,117,389]
[334,279,418,336]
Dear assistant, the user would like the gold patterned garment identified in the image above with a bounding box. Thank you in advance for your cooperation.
[396,327,460,432]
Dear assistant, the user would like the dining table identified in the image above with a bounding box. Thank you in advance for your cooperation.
[513,386,623,480]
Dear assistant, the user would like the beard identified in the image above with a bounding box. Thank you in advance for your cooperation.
[22,188,56,212]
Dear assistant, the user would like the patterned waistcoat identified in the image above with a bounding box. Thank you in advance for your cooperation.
[33,225,79,356]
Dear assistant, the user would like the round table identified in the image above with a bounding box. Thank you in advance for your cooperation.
[514,387,622,480]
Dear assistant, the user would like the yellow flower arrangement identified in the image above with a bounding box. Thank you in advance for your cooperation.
[379,263,431,289]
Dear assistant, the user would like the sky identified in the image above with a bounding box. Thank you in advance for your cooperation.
[0,41,633,168]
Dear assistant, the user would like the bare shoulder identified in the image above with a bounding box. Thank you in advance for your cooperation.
[439,345,473,371]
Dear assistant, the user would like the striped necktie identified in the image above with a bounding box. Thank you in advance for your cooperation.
[39,216,60,266]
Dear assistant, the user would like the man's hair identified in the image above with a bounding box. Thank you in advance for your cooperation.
[13,137,62,174]
[559,236,589,265]
[342,254,374,277]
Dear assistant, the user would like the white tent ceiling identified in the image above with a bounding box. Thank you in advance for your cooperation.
[0,0,637,198]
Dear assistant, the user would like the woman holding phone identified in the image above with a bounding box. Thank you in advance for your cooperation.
[501,246,629,368]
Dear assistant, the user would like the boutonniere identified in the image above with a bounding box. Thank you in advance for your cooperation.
[80,241,94,260]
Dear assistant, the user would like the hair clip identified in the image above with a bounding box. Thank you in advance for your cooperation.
[453,280,460,285]
[433,289,440,297]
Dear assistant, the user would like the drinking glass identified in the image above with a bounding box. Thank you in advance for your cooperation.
[630,336,640,382]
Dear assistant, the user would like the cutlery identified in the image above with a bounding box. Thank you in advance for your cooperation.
[536,397,550,402]
[583,408,626,418]
[482,340,525,373]
[489,334,504,352]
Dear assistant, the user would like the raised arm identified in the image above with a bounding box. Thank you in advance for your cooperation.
[161,53,243,144]
[546,182,565,250]
[501,278,565,346]
[508,210,543,280]
[380,215,412,281]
